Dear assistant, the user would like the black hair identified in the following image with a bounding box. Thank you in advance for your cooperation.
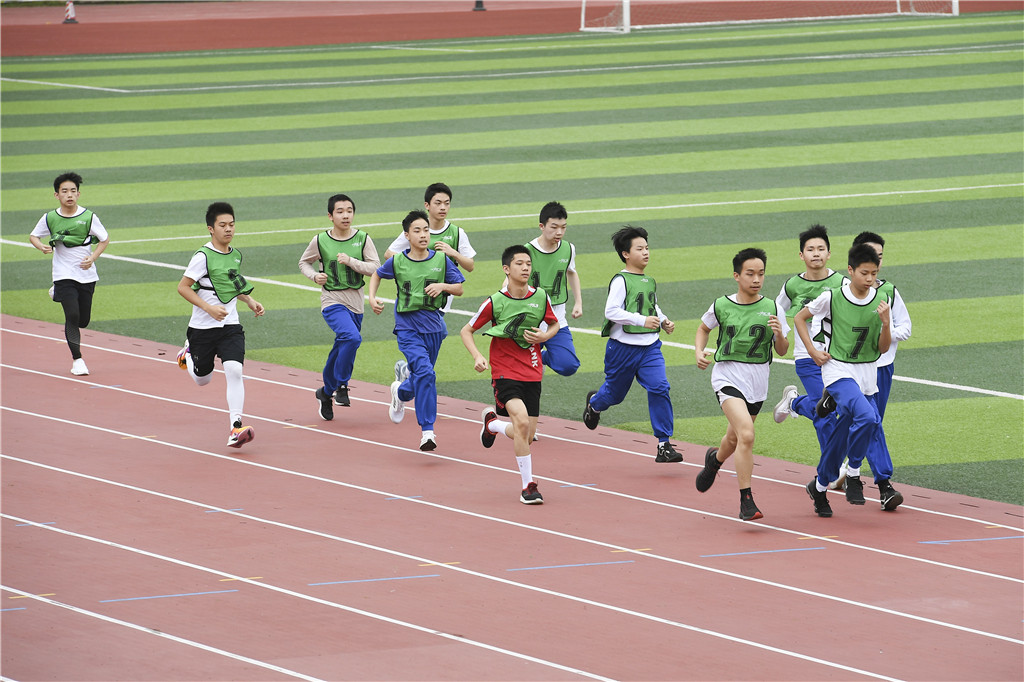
[502,244,531,267]
[852,231,885,248]
[539,201,567,225]
[206,201,234,227]
[53,172,83,192]
[402,209,429,232]
[424,182,452,204]
[848,243,880,269]
[733,247,767,274]
[327,193,355,214]
[611,225,648,263]
[799,224,830,251]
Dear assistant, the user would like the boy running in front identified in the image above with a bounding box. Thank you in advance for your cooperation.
[694,248,790,521]
[176,202,264,448]
[461,245,559,504]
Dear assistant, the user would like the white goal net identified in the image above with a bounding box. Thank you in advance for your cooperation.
[580,1,960,33]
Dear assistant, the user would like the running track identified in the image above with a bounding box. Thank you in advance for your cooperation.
[1,315,1021,681]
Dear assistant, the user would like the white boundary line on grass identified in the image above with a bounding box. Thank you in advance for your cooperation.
[2,42,1020,94]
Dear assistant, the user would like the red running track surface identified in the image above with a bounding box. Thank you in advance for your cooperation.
[2,315,1022,680]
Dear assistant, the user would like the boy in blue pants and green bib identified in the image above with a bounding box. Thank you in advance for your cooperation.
[369,210,464,452]
[794,244,897,517]
[582,225,680,463]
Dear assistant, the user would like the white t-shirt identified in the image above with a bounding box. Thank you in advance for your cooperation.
[31,207,108,284]
[387,221,475,313]
[700,294,790,403]
[183,242,240,329]
[528,237,577,329]
[805,283,879,395]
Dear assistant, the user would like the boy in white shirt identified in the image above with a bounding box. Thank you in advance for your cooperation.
[29,172,110,376]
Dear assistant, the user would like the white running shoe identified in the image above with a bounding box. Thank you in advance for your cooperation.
[394,359,410,384]
[71,358,89,376]
[48,285,55,300]
[772,384,799,423]
[388,381,405,424]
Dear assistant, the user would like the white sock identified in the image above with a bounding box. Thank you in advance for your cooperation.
[846,464,861,478]
[516,454,533,488]
[816,479,828,493]
[223,360,245,427]
[490,419,511,437]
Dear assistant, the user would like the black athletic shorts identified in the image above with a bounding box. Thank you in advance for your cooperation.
[186,324,245,377]
[716,385,764,417]
[492,378,541,418]
[52,279,95,304]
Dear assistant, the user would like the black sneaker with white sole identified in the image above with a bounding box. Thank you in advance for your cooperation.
[583,390,600,430]
[806,479,833,517]
[878,479,904,511]
[815,389,837,418]
[654,441,682,463]
[695,447,721,492]
[334,384,350,407]
[520,482,543,505]
[315,387,334,421]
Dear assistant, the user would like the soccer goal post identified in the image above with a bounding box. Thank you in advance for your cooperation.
[580,1,959,33]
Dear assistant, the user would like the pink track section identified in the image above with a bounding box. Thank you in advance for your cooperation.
[2,315,1022,680]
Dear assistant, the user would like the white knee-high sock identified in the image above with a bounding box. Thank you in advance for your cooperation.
[223,360,245,427]
[516,454,533,488]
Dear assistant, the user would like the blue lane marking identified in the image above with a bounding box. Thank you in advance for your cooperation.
[1,607,27,612]
[920,535,1024,545]
[506,560,634,572]
[701,547,826,558]
[99,589,237,603]
[384,496,423,501]
[309,574,439,586]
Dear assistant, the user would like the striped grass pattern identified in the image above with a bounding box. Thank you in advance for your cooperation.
[2,13,1021,503]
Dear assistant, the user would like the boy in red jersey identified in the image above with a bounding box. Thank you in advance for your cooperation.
[460,245,559,504]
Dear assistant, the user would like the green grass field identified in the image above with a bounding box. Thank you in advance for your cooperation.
[2,13,1022,504]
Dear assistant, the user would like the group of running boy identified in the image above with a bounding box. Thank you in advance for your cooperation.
[32,174,910,518]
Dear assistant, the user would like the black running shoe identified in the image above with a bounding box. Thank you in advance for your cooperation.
[654,441,683,463]
[739,491,763,521]
[520,481,543,505]
[843,475,865,505]
[480,408,498,449]
[878,479,904,511]
[315,387,334,421]
[815,389,837,418]
[806,479,833,517]
[695,447,722,492]
[583,390,600,430]
[334,384,350,407]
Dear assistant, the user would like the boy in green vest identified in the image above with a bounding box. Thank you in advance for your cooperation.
[693,248,790,521]
[30,172,110,376]
[368,210,465,451]
[525,201,582,376]
[795,244,892,517]
[582,225,680,463]
[460,245,560,504]
[175,202,265,448]
[299,193,380,421]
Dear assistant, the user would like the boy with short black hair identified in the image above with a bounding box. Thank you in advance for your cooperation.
[369,210,465,451]
[583,225,680,463]
[176,202,264,448]
[30,172,110,376]
[794,244,893,517]
[461,245,559,504]
[299,193,380,421]
[524,201,582,376]
[383,183,476,314]
[771,225,845,452]
[694,248,790,521]
[827,231,911,508]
